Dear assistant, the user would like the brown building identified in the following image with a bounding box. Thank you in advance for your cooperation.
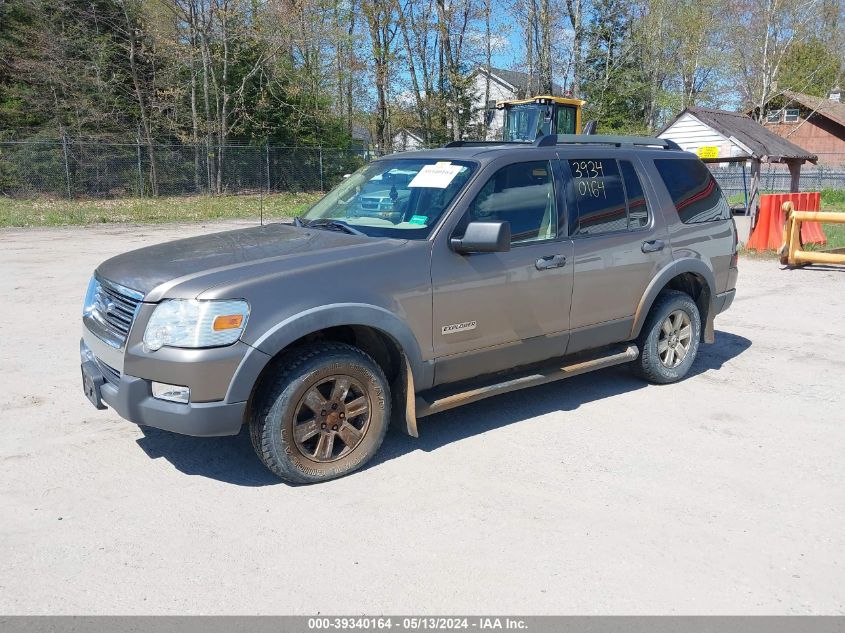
[759,89,845,164]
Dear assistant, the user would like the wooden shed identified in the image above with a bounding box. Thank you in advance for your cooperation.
[659,107,818,219]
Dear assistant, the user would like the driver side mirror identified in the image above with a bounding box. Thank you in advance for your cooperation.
[451,221,511,254]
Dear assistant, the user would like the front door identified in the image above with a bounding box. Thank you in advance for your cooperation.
[430,159,574,386]
[563,155,672,353]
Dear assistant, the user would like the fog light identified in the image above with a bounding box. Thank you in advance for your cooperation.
[151,382,190,403]
[80,339,96,364]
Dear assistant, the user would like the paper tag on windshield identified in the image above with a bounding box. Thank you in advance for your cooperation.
[408,163,463,189]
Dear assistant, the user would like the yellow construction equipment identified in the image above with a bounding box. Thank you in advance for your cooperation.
[779,201,845,267]
[498,95,586,142]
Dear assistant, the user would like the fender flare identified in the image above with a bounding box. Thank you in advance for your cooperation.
[225,303,428,404]
[630,258,717,342]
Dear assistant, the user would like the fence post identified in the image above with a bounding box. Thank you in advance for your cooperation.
[319,146,324,192]
[205,138,212,195]
[136,136,144,197]
[266,143,271,194]
[61,134,72,199]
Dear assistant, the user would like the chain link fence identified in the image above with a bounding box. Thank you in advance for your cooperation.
[709,160,845,202]
[2,139,844,202]
[0,140,380,199]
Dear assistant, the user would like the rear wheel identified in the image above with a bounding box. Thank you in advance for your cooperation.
[250,342,390,483]
[633,290,701,384]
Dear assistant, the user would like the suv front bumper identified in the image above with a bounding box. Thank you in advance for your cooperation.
[80,337,246,437]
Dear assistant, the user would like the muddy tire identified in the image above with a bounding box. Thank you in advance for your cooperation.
[250,342,391,484]
[633,290,701,385]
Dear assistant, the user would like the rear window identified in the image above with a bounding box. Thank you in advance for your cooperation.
[654,159,730,223]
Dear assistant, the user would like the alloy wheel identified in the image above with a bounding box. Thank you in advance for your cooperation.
[292,375,371,462]
[657,309,693,369]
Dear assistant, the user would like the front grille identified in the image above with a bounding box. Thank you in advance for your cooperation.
[84,277,144,349]
[96,357,121,385]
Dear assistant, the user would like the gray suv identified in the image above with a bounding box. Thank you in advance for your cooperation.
[80,135,738,483]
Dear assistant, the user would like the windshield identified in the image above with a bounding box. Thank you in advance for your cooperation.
[504,104,552,141]
[301,159,476,239]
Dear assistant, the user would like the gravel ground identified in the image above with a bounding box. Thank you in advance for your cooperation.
[1,221,843,615]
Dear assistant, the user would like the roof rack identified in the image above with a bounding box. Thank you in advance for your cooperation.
[442,135,683,150]
[442,140,532,148]
[534,134,682,150]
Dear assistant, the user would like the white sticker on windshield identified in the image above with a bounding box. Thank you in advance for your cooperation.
[408,163,464,189]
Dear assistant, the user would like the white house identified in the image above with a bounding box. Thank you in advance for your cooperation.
[658,108,755,159]
[468,66,564,140]
[392,128,425,151]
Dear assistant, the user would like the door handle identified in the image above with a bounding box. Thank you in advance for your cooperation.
[535,254,567,270]
[641,239,665,253]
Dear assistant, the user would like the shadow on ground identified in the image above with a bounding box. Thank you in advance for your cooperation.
[135,330,752,487]
[781,264,845,273]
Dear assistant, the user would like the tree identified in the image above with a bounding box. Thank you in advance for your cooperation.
[777,37,842,97]
[730,0,824,119]
[362,0,398,151]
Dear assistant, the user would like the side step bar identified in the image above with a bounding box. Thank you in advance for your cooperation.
[416,344,639,418]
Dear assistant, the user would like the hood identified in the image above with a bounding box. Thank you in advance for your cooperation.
[95,223,396,300]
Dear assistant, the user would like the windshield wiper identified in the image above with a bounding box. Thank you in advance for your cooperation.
[299,218,364,236]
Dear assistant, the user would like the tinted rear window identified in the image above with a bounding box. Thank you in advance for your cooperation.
[654,159,730,223]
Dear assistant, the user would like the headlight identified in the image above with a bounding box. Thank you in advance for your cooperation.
[83,276,98,316]
[143,299,249,351]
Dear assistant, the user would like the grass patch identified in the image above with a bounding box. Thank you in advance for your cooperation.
[0,192,321,228]
[820,189,845,212]
[727,189,845,212]
[807,208,845,251]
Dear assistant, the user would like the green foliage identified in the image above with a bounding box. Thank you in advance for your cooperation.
[821,189,845,211]
[1,0,842,159]
[581,0,652,134]
[778,38,842,97]
[0,0,353,148]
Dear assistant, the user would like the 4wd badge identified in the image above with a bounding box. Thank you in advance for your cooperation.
[442,320,477,335]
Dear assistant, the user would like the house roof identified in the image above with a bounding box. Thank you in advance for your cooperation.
[476,66,565,97]
[351,124,372,143]
[662,106,818,163]
[780,90,845,129]
[394,128,424,142]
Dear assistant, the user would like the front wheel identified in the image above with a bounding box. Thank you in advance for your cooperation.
[250,342,391,483]
[633,290,701,384]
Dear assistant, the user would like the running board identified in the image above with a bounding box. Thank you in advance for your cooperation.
[415,344,639,418]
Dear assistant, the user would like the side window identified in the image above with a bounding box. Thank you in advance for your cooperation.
[654,158,730,223]
[460,160,557,244]
[620,160,649,230]
[568,158,627,235]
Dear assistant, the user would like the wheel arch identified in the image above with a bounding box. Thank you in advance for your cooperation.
[225,303,428,411]
[631,259,717,344]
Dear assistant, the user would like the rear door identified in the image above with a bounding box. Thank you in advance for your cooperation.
[563,153,672,353]
[650,157,736,294]
[430,156,574,385]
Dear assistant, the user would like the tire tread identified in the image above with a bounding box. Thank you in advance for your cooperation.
[633,289,701,385]
[250,342,390,483]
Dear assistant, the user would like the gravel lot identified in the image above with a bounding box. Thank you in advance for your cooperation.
[1,221,843,615]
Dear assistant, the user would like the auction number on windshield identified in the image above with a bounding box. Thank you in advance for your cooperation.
[571,159,607,199]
